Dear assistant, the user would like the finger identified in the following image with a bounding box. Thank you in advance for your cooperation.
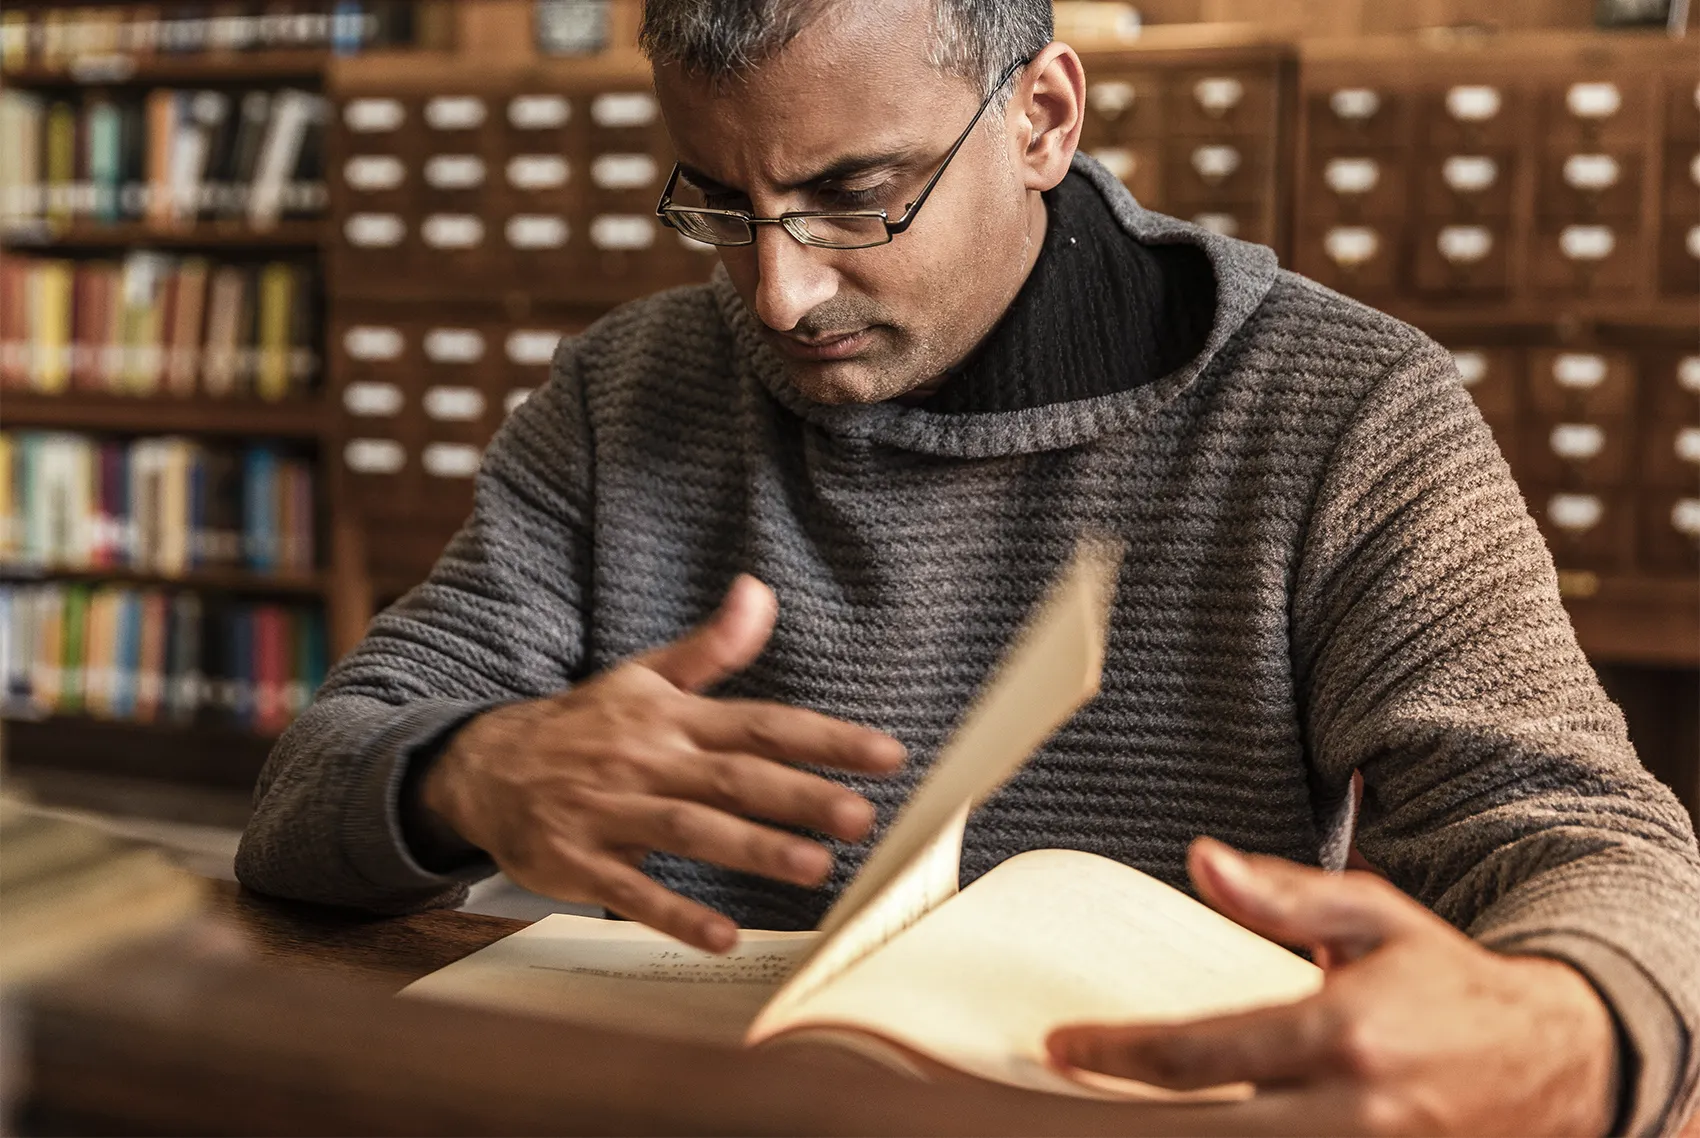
[608,794,835,888]
[690,698,906,775]
[636,575,777,693]
[1047,997,1342,1090]
[567,851,741,954]
[659,750,878,843]
[1189,837,1424,961]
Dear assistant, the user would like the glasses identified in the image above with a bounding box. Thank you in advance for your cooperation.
[655,56,1030,250]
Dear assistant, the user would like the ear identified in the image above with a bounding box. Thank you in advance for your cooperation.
[1011,43,1085,192]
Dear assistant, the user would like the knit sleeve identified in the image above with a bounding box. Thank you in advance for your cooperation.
[234,338,594,914]
[1291,338,1700,1138]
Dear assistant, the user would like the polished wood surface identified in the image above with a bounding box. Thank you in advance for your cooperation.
[16,882,1300,1137]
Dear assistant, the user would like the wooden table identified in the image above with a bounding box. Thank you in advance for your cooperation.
[14,880,1304,1137]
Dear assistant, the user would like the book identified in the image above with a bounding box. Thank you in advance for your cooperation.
[402,543,1325,1103]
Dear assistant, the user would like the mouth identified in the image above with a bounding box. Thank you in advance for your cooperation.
[770,327,875,362]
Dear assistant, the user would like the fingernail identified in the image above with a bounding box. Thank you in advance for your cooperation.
[788,844,830,880]
[835,798,875,838]
[1204,842,1256,892]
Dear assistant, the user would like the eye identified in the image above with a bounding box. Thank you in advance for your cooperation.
[703,190,749,210]
[818,182,889,210]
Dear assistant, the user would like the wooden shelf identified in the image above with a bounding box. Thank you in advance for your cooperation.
[1561,573,1700,668]
[1,220,325,251]
[0,564,327,598]
[0,50,328,87]
[1,393,325,438]
[1377,299,1700,334]
[1,714,276,791]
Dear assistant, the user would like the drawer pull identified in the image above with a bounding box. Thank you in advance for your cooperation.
[1553,353,1607,388]
[1442,155,1498,193]
[506,214,569,249]
[1437,225,1493,265]
[1677,427,1700,466]
[1547,493,1603,534]
[1565,82,1621,120]
[506,330,562,366]
[1687,224,1700,261]
[1329,88,1381,121]
[1191,212,1239,237]
[591,92,657,128]
[345,438,405,475]
[1323,157,1379,196]
[424,96,486,131]
[505,388,535,416]
[344,154,405,191]
[424,385,486,422]
[421,213,485,249]
[591,152,660,190]
[1087,81,1137,117]
[343,325,403,361]
[1549,423,1604,461]
[344,212,404,248]
[1451,350,1488,387]
[343,381,403,417]
[1190,144,1241,183]
[1562,154,1619,191]
[423,442,482,479]
[1193,77,1244,116]
[507,154,570,190]
[343,97,404,133]
[424,154,486,190]
[1324,226,1379,267]
[1559,225,1615,262]
[1090,147,1137,181]
[1673,499,1700,539]
[1679,356,1700,394]
[423,328,485,364]
[590,214,656,250]
[1445,85,1502,123]
[508,94,570,130]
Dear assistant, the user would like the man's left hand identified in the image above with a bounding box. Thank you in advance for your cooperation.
[1046,838,1620,1136]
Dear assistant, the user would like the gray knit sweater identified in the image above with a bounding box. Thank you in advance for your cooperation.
[237,155,1700,1135]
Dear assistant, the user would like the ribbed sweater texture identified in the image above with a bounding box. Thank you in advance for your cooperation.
[236,155,1700,1135]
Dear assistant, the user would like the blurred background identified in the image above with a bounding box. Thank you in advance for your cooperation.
[0,0,1694,912]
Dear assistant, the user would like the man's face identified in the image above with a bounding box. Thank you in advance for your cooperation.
[652,1,1047,405]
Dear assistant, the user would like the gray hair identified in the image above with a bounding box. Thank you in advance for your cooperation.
[638,0,1051,104]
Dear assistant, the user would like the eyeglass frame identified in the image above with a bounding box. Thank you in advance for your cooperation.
[653,54,1033,250]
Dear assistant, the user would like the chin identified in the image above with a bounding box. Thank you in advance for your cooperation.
[783,359,915,406]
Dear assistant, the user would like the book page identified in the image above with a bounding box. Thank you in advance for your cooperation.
[401,913,817,1046]
[747,541,1120,1037]
[750,848,1323,1101]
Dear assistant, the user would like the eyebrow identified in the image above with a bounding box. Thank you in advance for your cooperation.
[677,147,919,196]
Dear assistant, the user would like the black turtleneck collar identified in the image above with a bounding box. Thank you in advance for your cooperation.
[918,170,1217,416]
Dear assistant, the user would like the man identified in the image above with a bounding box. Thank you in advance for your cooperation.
[236,1,1700,1133]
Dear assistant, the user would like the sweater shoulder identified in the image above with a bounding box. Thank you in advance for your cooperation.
[567,280,734,399]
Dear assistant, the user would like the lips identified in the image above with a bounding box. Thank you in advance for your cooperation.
[772,327,874,362]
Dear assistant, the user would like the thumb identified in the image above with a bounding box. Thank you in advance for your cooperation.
[636,575,778,693]
[1188,837,1421,965]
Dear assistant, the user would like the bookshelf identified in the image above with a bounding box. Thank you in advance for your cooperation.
[2,392,325,436]
[0,220,326,249]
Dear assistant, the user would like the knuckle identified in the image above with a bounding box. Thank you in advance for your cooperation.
[1354,1091,1421,1137]
[1331,1013,1390,1081]
[652,802,700,849]
[703,756,748,809]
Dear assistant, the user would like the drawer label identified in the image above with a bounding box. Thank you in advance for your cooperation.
[506,330,563,366]
[1191,145,1242,183]
[345,438,405,474]
[424,154,487,190]
[425,96,487,131]
[1553,353,1607,388]
[1438,225,1494,265]
[1559,225,1616,262]
[1547,493,1603,533]
[344,97,404,133]
[506,214,570,248]
[1562,154,1619,191]
[1193,77,1245,116]
[592,92,658,128]
[423,442,482,478]
[1673,499,1700,538]
[424,385,486,421]
[421,213,485,249]
[592,152,660,190]
[344,325,404,361]
[1445,85,1502,123]
[1090,147,1138,182]
[1565,82,1622,120]
[1677,427,1700,465]
[1549,423,1605,460]
[1324,157,1379,196]
[508,94,571,130]
[423,328,486,363]
[1678,356,1700,393]
[1087,81,1138,118]
[344,154,406,191]
[1329,88,1381,121]
[590,214,656,249]
[507,154,570,190]
[344,212,405,247]
[1324,226,1380,267]
[1451,350,1488,387]
[1442,155,1498,193]
[1191,212,1239,237]
[343,381,404,417]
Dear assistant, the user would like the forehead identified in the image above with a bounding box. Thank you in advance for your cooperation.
[652,0,982,186]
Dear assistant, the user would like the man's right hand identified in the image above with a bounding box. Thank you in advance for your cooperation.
[418,575,906,953]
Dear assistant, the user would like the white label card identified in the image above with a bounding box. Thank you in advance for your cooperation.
[1549,423,1605,460]
[344,97,404,133]
[1324,226,1379,267]
[508,94,571,130]
[1566,82,1621,120]
[505,388,535,415]
[345,438,405,475]
[1324,157,1380,195]
[592,92,657,128]
[1562,154,1619,191]
[344,325,404,361]
[424,442,482,478]
[1548,493,1604,533]
[423,328,485,363]
[592,153,659,190]
[424,385,486,422]
[508,154,570,190]
[1560,225,1615,262]
[590,214,656,250]
[425,96,487,131]
[1090,148,1137,182]
[421,213,484,249]
[343,381,404,417]
[1445,85,1502,122]
[1554,353,1608,388]
[506,215,569,249]
[1087,81,1137,117]
[1438,225,1494,264]
[344,154,406,191]
[345,213,405,247]
[1330,88,1381,121]
[506,330,562,366]
[1452,350,1488,387]
[1443,155,1498,193]
[424,154,486,190]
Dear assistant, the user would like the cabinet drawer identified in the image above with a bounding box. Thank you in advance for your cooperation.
[1415,150,1515,218]
[1664,73,1700,143]
[1411,221,1511,295]
[1305,85,1411,149]
[1085,143,1162,207]
[1640,493,1700,573]
[1163,139,1271,210]
[1539,79,1651,150]
[1526,349,1634,418]
[1530,222,1645,295]
[1532,489,1633,571]
[1185,208,1272,247]
[1663,145,1700,225]
[1520,419,1631,488]
[1447,346,1520,420]
[1082,74,1166,144]
[1659,220,1700,296]
[1422,84,1526,149]
[1641,421,1700,489]
[1645,351,1700,423]
[1304,150,1407,220]
[1165,70,1278,138]
[1292,222,1397,296]
[1536,149,1645,219]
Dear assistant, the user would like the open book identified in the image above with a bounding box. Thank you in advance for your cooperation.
[403,541,1322,1100]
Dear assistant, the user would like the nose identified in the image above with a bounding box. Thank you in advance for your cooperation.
[751,223,838,332]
